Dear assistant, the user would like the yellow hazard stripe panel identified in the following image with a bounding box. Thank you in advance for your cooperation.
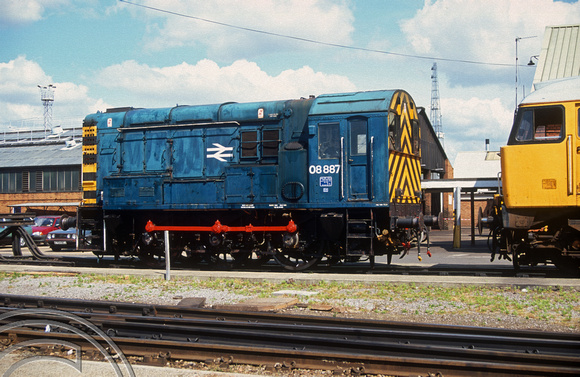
[389,91,418,156]
[83,145,96,154]
[387,90,421,204]
[82,123,98,206]
[83,164,96,174]
[389,152,421,204]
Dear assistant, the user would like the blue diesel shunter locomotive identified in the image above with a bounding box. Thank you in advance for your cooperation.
[73,89,435,270]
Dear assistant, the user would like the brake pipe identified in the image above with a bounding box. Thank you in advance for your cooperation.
[145,219,297,234]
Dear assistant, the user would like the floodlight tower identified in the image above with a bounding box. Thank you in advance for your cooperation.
[38,84,56,137]
[430,63,444,145]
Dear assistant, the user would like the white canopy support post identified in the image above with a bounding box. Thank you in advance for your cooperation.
[453,186,461,249]
[164,230,171,281]
[470,191,476,246]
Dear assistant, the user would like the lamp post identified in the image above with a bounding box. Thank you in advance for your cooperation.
[528,55,539,66]
[515,36,536,115]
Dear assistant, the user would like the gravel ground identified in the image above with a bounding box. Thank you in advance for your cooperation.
[1,272,578,333]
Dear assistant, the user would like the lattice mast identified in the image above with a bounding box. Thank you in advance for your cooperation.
[38,84,56,137]
[430,63,444,144]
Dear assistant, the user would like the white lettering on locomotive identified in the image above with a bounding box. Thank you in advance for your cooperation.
[308,165,340,175]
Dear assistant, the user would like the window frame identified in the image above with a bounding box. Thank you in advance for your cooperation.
[349,118,368,156]
[388,111,400,151]
[508,105,566,145]
[240,130,258,159]
[239,128,281,162]
[318,122,341,160]
[0,171,22,193]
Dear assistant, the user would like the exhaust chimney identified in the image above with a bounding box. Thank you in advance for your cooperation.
[485,139,490,151]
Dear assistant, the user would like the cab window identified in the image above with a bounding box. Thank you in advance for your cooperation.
[577,107,580,137]
[511,106,564,144]
[388,112,400,151]
[318,123,340,159]
[412,119,420,155]
[349,119,367,156]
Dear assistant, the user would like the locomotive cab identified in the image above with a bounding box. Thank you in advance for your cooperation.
[498,77,580,272]
[503,102,571,212]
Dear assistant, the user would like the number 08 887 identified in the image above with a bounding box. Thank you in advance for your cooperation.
[309,165,340,174]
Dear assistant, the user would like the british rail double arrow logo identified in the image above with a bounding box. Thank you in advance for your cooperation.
[206,143,234,161]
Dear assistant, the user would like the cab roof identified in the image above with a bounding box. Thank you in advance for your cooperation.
[522,76,580,105]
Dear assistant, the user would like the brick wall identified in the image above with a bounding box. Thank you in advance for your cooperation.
[0,192,81,215]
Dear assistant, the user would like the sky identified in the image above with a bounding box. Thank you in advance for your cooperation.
[1,0,579,163]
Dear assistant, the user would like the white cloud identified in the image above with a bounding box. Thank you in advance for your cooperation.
[440,96,514,161]
[94,59,357,109]
[0,56,107,123]
[398,0,580,159]
[0,0,73,26]
[0,56,50,120]
[442,97,513,139]
[0,0,45,25]
[133,0,354,59]
[401,0,580,68]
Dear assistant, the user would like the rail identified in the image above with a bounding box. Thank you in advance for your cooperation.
[0,294,578,376]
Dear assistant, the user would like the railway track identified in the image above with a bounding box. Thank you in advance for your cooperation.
[0,294,578,376]
[0,260,569,280]
[0,245,572,278]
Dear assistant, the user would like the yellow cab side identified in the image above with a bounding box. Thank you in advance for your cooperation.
[501,78,580,212]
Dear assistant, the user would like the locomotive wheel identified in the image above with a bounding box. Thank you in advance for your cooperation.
[552,254,580,276]
[313,241,343,267]
[507,232,521,272]
[182,253,203,266]
[230,249,251,266]
[244,249,272,268]
[207,252,234,270]
[138,249,164,267]
[273,248,321,271]
[511,242,529,273]
[512,247,521,272]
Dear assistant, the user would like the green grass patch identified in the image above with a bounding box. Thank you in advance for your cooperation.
[0,272,578,329]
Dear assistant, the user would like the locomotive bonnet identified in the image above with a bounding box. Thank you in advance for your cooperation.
[73,89,435,270]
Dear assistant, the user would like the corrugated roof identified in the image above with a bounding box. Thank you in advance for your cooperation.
[533,24,580,85]
[0,142,81,168]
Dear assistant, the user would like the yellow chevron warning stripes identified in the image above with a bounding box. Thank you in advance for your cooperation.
[389,91,421,204]
[390,91,416,155]
[82,120,98,205]
[389,152,421,203]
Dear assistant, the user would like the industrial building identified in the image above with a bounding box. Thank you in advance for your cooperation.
[0,126,82,215]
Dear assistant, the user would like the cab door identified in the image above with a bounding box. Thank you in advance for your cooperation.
[347,118,370,201]
[308,121,342,204]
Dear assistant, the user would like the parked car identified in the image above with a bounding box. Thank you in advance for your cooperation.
[0,225,32,247]
[32,216,61,244]
[46,228,91,251]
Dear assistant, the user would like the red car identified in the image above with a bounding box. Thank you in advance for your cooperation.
[32,216,61,244]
